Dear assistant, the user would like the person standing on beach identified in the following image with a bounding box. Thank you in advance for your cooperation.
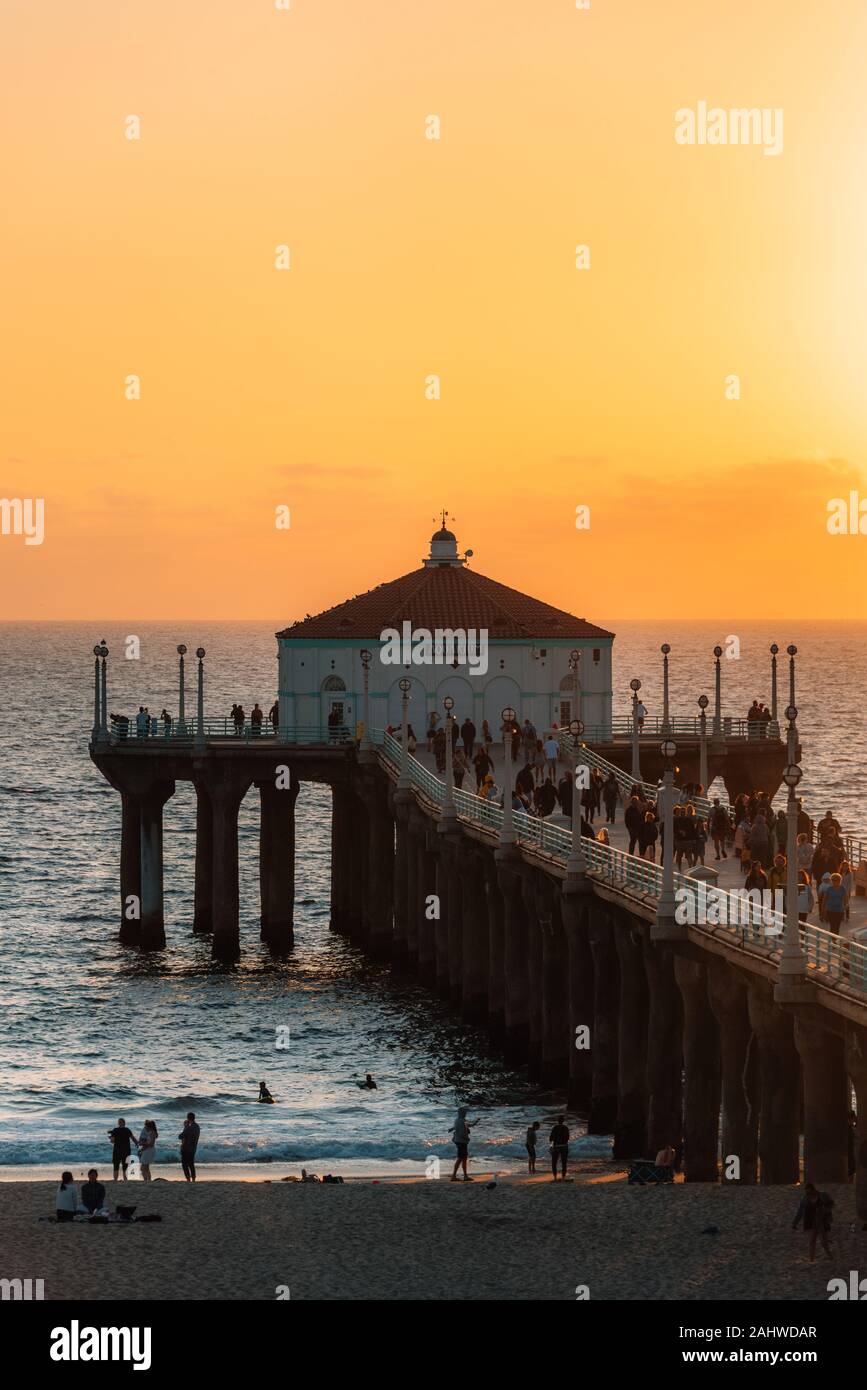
[137,1120,158,1181]
[792,1183,834,1261]
[549,1116,570,1181]
[450,1106,477,1182]
[107,1117,138,1181]
[526,1120,541,1174]
[179,1112,200,1183]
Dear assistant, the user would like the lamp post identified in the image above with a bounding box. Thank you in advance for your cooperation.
[712,645,723,735]
[656,738,678,929]
[778,753,807,981]
[194,647,206,750]
[441,695,457,828]
[769,643,779,722]
[499,704,517,847]
[567,717,587,879]
[661,643,671,736]
[786,645,798,763]
[92,644,102,740]
[98,642,109,740]
[398,677,412,789]
[569,648,580,727]
[177,644,187,735]
[697,694,709,790]
[629,678,642,782]
[360,649,372,752]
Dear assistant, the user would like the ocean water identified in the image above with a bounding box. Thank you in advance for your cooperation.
[0,620,864,1176]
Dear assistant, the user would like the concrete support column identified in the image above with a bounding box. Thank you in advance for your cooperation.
[366,788,395,957]
[392,793,411,960]
[193,781,213,934]
[404,816,421,965]
[643,937,683,1156]
[498,861,529,1065]
[562,889,594,1110]
[844,1023,867,1222]
[793,1015,849,1184]
[674,956,721,1182]
[707,960,759,1183]
[587,902,620,1134]
[258,775,297,950]
[119,793,142,946]
[433,851,450,996]
[747,982,800,1183]
[330,786,353,935]
[416,834,438,984]
[459,845,489,1024]
[443,840,463,1009]
[211,787,244,962]
[541,892,570,1089]
[139,782,174,950]
[484,858,505,1044]
[522,874,544,1081]
[613,915,649,1158]
[347,792,368,939]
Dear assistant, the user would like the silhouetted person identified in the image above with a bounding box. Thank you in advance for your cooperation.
[549,1116,570,1180]
[258,1081,275,1103]
[107,1118,137,1181]
[81,1169,106,1214]
[179,1112,200,1182]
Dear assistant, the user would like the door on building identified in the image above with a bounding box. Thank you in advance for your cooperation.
[558,699,572,727]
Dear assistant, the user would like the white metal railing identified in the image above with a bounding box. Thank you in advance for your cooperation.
[377,731,867,997]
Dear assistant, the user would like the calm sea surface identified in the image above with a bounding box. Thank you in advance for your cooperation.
[0,620,864,1175]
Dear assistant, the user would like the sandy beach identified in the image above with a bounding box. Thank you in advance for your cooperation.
[4,1171,865,1301]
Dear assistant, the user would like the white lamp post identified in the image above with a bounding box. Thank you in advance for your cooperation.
[769,643,779,721]
[567,717,587,879]
[697,694,709,790]
[360,649,372,751]
[569,648,580,727]
[398,677,412,789]
[92,644,101,740]
[194,647,206,750]
[177,644,187,735]
[656,738,678,928]
[441,695,457,828]
[630,678,642,782]
[499,704,517,846]
[777,749,808,988]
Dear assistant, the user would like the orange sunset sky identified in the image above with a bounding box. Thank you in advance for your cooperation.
[2,0,867,621]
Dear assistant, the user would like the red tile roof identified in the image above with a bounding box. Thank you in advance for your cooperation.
[277,565,614,641]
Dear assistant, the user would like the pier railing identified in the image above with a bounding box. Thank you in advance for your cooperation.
[104,719,355,745]
[579,716,779,742]
[378,732,867,997]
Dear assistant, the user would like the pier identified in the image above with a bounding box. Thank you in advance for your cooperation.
[88,640,867,1210]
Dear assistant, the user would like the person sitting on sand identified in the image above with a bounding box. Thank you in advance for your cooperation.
[81,1169,106,1214]
[107,1117,138,1181]
[358,1073,377,1090]
[655,1144,676,1172]
[526,1120,541,1174]
[549,1116,570,1181]
[258,1081,275,1103]
[450,1106,477,1182]
[793,1183,834,1261]
[300,1168,321,1183]
[56,1171,80,1222]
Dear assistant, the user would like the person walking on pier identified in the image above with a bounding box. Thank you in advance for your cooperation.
[823,873,848,935]
[521,718,536,763]
[792,1184,834,1262]
[709,799,730,860]
[625,796,644,856]
[452,745,468,789]
[251,702,263,736]
[449,1106,477,1182]
[557,769,573,819]
[549,1116,570,1181]
[179,1112,200,1183]
[160,708,172,736]
[107,1118,138,1181]
[426,712,439,753]
[233,703,245,736]
[636,700,647,732]
[603,772,619,824]
[481,719,493,755]
[473,746,493,788]
[136,707,148,738]
[639,810,658,862]
[543,733,559,780]
[460,717,476,759]
[532,740,547,786]
[269,701,279,733]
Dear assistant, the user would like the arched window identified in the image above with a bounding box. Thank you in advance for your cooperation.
[322,675,346,692]
[559,673,577,692]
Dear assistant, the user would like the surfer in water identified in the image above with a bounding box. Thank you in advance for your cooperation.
[258,1081,275,1104]
[358,1073,377,1090]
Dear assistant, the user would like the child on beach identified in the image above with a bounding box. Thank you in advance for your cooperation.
[526,1120,540,1173]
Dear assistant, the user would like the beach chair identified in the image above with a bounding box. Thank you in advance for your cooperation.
[627,1160,675,1185]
